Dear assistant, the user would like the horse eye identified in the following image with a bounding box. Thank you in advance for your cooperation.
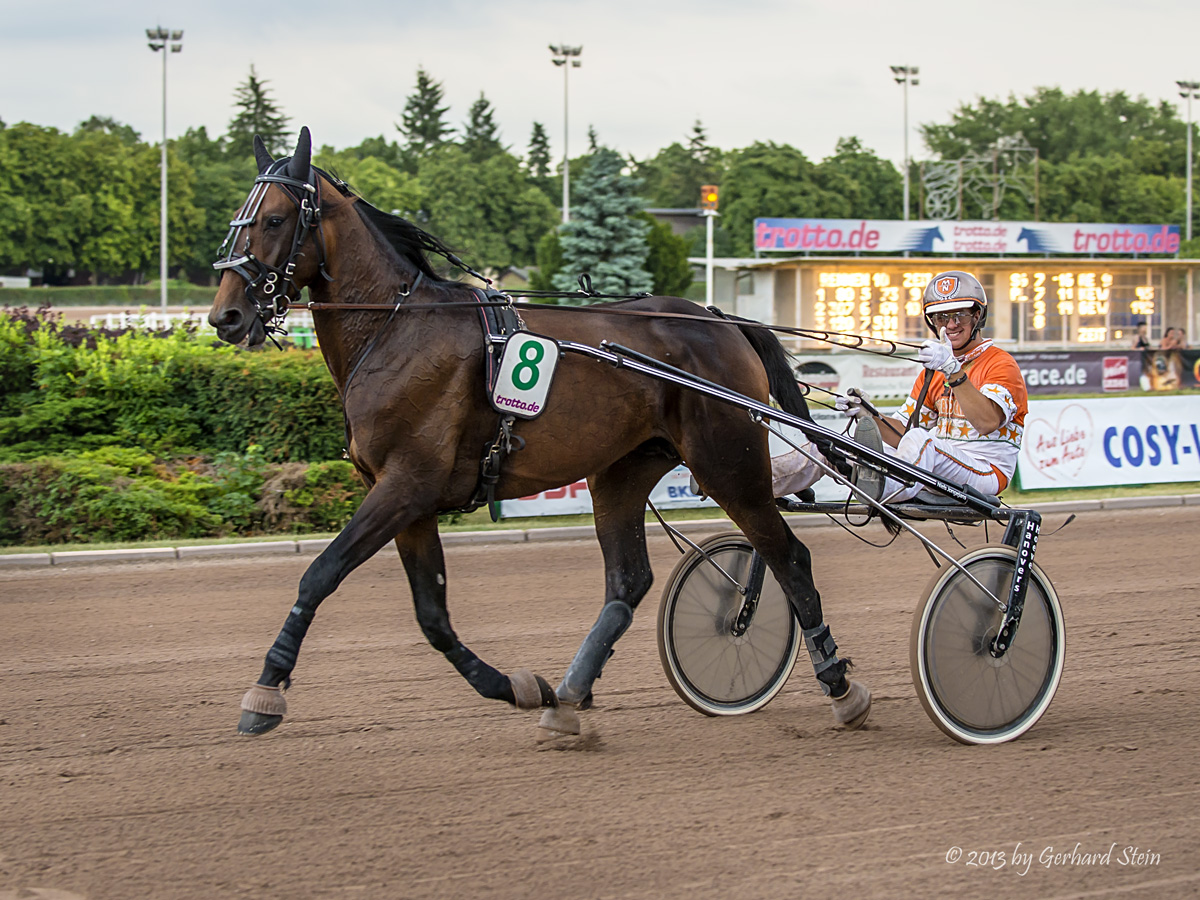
[266,215,285,228]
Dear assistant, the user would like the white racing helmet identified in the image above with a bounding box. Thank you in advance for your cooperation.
[922,271,988,337]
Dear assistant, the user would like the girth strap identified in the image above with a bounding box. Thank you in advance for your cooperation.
[462,288,527,521]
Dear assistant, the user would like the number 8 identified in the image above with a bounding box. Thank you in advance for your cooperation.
[512,340,544,390]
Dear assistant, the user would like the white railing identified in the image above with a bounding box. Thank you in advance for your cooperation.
[88,310,317,346]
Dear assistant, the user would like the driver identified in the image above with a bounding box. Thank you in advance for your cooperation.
[836,270,1028,502]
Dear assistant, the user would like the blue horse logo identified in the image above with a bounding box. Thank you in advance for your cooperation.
[901,227,943,252]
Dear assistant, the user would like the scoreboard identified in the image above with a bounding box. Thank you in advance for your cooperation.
[799,263,1168,346]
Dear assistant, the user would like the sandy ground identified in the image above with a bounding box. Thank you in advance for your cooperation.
[1,506,1198,900]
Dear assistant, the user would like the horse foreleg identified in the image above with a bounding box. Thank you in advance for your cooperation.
[238,478,418,736]
[396,514,558,711]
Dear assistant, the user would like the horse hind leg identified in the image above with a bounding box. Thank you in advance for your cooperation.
[538,451,672,741]
[704,468,872,729]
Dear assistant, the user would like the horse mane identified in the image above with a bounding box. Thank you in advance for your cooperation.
[316,166,459,284]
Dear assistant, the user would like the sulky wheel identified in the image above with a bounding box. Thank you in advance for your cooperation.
[657,532,801,716]
[910,543,1065,744]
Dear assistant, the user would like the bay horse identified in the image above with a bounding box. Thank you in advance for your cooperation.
[207,127,871,740]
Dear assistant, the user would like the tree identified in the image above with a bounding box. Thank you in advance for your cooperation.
[687,119,716,167]
[398,67,453,161]
[77,116,141,146]
[528,229,562,291]
[227,65,291,158]
[636,141,723,209]
[813,136,902,219]
[587,125,600,154]
[313,147,420,217]
[552,147,653,297]
[638,213,693,297]
[176,127,258,281]
[719,141,841,256]
[411,144,557,273]
[921,88,1183,166]
[527,122,552,178]
[461,93,504,162]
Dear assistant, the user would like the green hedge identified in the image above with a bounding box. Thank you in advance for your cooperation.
[0,311,344,462]
[0,447,369,546]
[0,284,218,307]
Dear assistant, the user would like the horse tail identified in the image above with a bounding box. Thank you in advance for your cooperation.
[730,315,851,479]
[733,320,811,421]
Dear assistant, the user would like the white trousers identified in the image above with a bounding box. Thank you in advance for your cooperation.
[880,427,1004,502]
[770,427,1005,502]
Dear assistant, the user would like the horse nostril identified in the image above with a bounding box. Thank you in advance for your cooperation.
[210,306,243,331]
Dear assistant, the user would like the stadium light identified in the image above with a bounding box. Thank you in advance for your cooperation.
[891,65,920,221]
[549,44,582,223]
[147,26,183,314]
[1178,80,1200,243]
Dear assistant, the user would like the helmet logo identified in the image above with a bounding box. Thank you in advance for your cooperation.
[934,275,958,297]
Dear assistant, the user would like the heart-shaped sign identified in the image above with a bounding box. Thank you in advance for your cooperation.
[1022,404,1094,481]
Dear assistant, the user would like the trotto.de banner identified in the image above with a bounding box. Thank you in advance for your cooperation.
[1018,395,1200,489]
[754,218,1180,256]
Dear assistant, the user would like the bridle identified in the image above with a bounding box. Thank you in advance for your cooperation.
[213,159,330,338]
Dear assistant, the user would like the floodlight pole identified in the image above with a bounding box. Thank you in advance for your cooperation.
[891,65,919,221]
[148,27,183,315]
[1179,80,1199,339]
[550,44,582,223]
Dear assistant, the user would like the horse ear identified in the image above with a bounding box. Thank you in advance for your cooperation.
[253,136,274,174]
[287,126,312,183]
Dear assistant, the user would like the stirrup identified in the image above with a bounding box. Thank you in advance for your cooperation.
[850,418,885,503]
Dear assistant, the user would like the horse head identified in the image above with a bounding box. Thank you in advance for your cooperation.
[208,126,332,346]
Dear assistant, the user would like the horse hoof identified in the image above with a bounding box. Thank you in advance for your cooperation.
[238,682,287,735]
[831,680,871,730]
[510,668,556,710]
[536,704,581,742]
[238,710,284,735]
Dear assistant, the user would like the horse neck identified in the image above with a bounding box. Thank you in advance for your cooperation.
[306,216,446,391]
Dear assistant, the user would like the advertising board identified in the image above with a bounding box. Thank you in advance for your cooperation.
[1018,395,1200,489]
[754,218,1180,256]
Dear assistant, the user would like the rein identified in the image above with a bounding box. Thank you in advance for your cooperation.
[305,297,927,361]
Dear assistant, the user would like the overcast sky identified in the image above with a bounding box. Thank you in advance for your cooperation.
[4,0,1200,170]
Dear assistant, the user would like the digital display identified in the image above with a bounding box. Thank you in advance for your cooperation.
[1007,270,1155,343]
[812,270,935,342]
[801,265,1163,346]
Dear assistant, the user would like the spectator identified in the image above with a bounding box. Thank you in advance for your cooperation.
[1179,328,1189,349]
[1161,327,1181,350]
[1132,320,1151,349]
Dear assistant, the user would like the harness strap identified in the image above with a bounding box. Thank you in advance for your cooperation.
[453,289,529,522]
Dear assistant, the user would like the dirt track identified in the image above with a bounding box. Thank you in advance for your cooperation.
[2,506,1199,900]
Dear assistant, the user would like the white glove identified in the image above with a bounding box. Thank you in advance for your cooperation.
[834,387,872,420]
[917,327,962,377]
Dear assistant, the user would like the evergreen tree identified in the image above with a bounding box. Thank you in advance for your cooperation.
[552,147,653,298]
[526,122,552,178]
[638,213,694,297]
[528,229,562,291]
[687,119,714,165]
[398,67,453,159]
[587,125,600,153]
[461,93,504,161]
[227,65,291,158]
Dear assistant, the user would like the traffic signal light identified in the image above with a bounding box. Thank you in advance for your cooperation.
[700,185,719,211]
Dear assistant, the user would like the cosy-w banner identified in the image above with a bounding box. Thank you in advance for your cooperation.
[1018,395,1200,489]
[754,218,1181,256]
